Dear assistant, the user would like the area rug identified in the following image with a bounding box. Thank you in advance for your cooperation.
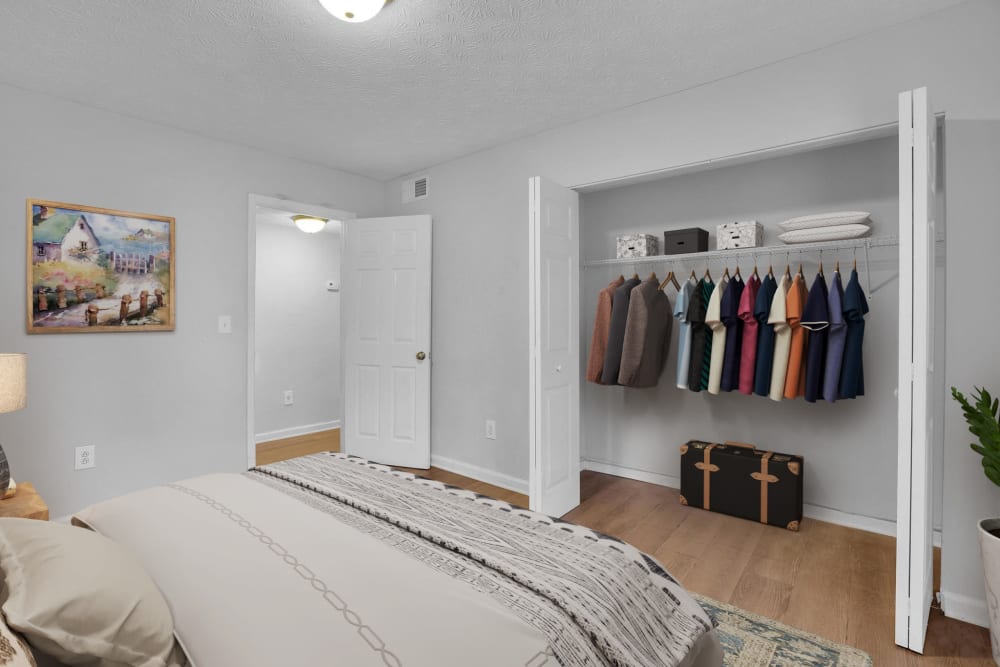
[694,594,873,666]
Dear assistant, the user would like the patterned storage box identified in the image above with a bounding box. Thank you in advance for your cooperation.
[717,221,764,250]
[616,234,659,258]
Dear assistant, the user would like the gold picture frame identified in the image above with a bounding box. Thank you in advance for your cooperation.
[26,199,175,334]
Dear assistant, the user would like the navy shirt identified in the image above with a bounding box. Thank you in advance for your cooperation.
[753,275,778,396]
[839,269,869,399]
[801,273,830,403]
[686,278,714,392]
[720,276,744,392]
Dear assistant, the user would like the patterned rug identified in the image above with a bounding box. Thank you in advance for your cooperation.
[694,594,873,666]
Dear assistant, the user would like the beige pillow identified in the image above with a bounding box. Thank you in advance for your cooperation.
[0,519,180,667]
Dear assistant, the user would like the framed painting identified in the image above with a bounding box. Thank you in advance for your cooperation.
[26,200,175,333]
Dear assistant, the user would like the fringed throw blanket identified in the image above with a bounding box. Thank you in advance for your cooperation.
[250,453,714,667]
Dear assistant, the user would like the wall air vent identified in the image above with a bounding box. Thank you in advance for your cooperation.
[402,175,429,203]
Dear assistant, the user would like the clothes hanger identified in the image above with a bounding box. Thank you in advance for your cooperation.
[818,261,824,276]
[835,260,840,274]
[703,266,713,282]
[689,269,697,281]
[734,265,742,280]
[722,266,730,282]
[658,270,682,292]
[797,262,804,278]
[648,271,658,283]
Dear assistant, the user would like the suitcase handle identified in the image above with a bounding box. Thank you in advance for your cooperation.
[723,441,756,450]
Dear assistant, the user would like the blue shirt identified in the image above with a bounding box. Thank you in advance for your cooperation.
[753,275,778,396]
[823,272,847,402]
[801,273,830,403]
[839,269,869,399]
[720,276,744,392]
[673,279,695,389]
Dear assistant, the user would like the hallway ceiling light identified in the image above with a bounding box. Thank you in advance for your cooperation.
[318,0,387,23]
[292,215,328,234]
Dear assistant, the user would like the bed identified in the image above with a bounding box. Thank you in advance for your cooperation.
[30,453,721,666]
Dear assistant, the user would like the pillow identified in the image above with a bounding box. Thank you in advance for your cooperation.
[778,223,871,244]
[0,611,36,667]
[778,211,870,232]
[0,518,182,667]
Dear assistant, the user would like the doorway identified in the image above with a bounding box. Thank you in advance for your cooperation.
[246,195,355,468]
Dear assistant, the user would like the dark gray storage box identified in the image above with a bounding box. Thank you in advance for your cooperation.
[663,228,709,255]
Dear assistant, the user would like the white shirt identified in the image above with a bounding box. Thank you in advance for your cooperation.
[768,274,791,402]
[705,276,729,395]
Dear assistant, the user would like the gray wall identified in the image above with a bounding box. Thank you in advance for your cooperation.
[254,222,341,440]
[0,83,384,519]
[383,0,1000,621]
[579,136,945,530]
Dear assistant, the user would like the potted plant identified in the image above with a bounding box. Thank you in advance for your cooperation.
[952,385,1000,663]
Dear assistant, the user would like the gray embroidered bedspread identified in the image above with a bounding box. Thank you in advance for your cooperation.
[251,453,714,667]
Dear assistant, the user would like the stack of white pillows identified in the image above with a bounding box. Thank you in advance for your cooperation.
[777,211,872,244]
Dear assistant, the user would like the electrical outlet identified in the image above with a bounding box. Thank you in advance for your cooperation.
[75,445,96,470]
[283,390,294,406]
[485,420,497,440]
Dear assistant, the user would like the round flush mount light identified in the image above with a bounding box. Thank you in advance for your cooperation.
[292,215,328,234]
[318,0,387,23]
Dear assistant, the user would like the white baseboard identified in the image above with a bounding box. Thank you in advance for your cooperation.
[939,590,990,628]
[580,458,943,546]
[430,454,529,496]
[255,420,340,444]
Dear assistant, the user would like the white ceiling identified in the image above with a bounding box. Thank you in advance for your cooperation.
[0,0,963,181]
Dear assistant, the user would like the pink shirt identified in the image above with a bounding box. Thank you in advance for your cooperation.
[737,274,762,394]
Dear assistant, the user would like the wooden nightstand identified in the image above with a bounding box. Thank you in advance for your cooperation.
[0,482,48,521]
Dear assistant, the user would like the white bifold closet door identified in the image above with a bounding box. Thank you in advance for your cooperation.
[342,215,432,469]
[528,176,580,517]
[896,87,937,653]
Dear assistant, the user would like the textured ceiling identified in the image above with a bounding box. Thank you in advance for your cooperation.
[0,0,964,181]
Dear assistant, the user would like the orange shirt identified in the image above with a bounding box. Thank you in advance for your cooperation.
[783,275,808,399]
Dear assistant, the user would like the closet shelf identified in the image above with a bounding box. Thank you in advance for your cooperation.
[581,234,902,269]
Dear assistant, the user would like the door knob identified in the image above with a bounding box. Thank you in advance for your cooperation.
[416,351,427,361]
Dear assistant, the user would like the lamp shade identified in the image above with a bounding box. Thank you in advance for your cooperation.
[0,354,26,414]
[318,0,386,23]
[292,215,328,234]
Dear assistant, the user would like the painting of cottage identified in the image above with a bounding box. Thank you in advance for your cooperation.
[27,200,175,333]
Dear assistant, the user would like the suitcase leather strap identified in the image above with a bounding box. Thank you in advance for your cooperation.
[751,452,779,524]
[694,444,720,510]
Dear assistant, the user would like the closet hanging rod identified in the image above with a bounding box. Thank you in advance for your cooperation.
[580,234,906,269]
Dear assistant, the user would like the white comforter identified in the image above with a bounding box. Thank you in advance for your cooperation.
[75,454,721,667]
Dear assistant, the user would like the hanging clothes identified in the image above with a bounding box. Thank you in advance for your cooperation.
[801,272,830,403]
[586,276,626,384]
[673,278,696,390]
[737,274,762,395]
[783,273,808,400]
[686,277,714,392]
[618,277,673,388]
[753,274,778,397]
[720,275,745,392]
[768,274,791,402]
[601,275,642,387]
[705,275,729,395]
[823,271,847,403]
[839,269,869,399]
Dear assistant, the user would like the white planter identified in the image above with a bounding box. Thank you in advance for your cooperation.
[979,518,1000,665]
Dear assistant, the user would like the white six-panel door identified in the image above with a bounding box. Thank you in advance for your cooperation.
[896,87,936,653]
[529,176,580,517]
[342,215,432,468]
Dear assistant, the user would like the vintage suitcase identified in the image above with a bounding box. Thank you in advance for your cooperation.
[663,227,709,255]
[679,440,804,530]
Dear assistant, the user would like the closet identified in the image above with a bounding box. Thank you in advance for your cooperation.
[528,88,941,652]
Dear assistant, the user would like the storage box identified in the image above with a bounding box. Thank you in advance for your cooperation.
[663,228,709,255]
[616,234,659,258]
[680,440,803,530]
[717,221,764,250]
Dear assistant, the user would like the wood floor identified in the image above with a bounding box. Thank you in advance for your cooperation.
[255,428,341,466]
[260,433,991,665]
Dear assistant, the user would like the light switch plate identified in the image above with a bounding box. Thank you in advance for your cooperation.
[218,315,232,334]
[325,280,339,292]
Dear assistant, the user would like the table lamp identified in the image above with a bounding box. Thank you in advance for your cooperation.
[0,354,26,499]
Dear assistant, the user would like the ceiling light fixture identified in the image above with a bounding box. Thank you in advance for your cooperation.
[318,0,387,23]
[292,215,328,234]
